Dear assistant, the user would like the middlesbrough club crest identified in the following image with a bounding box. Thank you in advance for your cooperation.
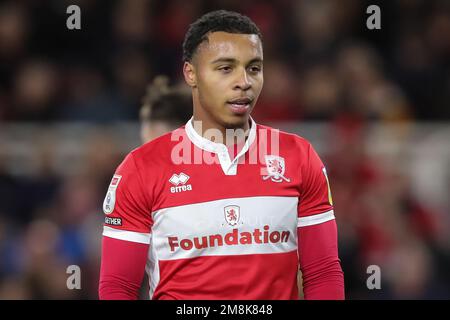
[224,205,240,227]
[263,155,291,183]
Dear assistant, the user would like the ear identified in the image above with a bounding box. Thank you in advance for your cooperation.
[183,61,197,88]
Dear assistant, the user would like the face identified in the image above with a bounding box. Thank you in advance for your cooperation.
[184,32,263,130]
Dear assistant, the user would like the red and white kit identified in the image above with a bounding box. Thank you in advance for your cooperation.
[99,118,344,300]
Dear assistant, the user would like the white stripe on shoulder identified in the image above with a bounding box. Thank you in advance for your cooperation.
[103,226,151,244]
[297,210,335,227]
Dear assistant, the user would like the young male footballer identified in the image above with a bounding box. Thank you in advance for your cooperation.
[99,10,344,300]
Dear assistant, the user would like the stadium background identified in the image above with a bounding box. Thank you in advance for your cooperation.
[0,0,449,299]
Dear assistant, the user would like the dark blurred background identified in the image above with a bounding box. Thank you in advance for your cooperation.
[0,0,449,299]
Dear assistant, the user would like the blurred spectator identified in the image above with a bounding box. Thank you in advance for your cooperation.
[252,60,301,122]
[12,60,59,122]
[139,75,192,143]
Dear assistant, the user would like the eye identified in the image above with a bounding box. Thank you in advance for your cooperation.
[218,66,232,73]
[248,65,262,73]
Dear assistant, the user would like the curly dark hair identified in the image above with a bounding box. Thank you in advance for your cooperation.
[182,10,263,62]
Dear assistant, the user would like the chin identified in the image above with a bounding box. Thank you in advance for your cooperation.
[221,114,250,129]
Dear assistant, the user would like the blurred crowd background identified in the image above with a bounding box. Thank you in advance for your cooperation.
[0,0,449,299]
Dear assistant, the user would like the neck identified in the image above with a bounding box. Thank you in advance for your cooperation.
[192,107,250,147]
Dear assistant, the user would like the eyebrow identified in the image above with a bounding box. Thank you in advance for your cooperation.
[211,57,263,65]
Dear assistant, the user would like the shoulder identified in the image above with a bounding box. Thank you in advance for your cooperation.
[132,126,184,156]
[256,123,314,155]
[119,126,186,172]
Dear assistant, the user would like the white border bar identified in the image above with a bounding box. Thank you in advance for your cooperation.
[103,226,151,244]
[297,210,335,227]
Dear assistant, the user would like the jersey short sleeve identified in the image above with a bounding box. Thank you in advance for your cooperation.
[297,142,335,227]
[102,152,153,244]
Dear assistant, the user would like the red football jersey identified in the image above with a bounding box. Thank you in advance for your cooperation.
[101,117,337,299]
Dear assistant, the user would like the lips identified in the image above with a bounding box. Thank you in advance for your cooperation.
[227,97,253,115]
[228,97,253,105]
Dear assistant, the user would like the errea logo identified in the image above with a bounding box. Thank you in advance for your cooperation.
[169,173,192,193]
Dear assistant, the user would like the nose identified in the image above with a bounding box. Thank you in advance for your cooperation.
[234,68,251,91]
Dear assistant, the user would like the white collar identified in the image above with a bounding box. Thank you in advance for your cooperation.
[185,116,257,175]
